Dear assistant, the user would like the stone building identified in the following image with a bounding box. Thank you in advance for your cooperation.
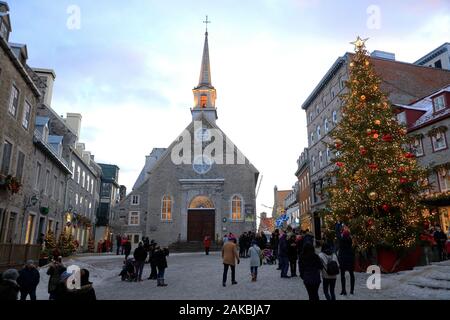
[0,1,41,245]
[61,113,102,252]
[283,184,299,229]
[295,148,312,233]
[113,29,259,248]
[415,43,450,70]
[302,48,450,239]
[393,84,450,232]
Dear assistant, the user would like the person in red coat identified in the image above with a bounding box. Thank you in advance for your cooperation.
[203,236,211,255]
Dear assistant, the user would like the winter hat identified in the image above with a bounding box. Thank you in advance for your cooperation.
[26,259,34,266]
[2,269,19,281]
[342,229,350,238]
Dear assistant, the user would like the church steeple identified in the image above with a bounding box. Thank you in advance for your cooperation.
[198,29,212,87]
[192,16,217,124]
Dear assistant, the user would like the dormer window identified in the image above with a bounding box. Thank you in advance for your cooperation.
[200,95,208,108]
[433,95,446,113]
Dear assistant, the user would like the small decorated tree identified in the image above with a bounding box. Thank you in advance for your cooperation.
[57,232,76,257]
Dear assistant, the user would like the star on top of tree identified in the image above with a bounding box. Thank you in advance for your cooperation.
[351,36,369,50]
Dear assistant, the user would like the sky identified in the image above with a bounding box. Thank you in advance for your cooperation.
[7,0,450,217]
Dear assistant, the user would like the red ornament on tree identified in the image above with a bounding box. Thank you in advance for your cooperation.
[382,134,393,142]
[382,204,390,212]
[359,148,367,155]
[400,177,408,184]
[368,163,378,170]
[404,152,415,159]
[336,162,345,168]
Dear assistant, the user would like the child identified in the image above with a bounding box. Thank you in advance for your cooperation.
[248,240,262,282]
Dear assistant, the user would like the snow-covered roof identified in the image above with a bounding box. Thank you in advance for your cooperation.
[409,85,450,129]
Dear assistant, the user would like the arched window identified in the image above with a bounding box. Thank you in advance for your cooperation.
[332,110,338,124]
[324,118,329,133]
[231,195,243,221]
[317,126,321,139]
[161,195,172,221]
[310,132,314,145]
[200,95,208,108]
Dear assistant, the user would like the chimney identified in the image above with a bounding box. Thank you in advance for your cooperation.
[371,50,396,61]
[33,68,56,106]
[65,113,82,140]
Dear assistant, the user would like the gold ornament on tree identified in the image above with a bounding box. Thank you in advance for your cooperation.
[368,191,378,201]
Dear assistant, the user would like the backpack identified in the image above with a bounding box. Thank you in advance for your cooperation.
[324,255,339,276]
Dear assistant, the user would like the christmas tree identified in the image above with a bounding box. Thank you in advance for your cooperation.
[326,37,429,251]
[57,232,76,257]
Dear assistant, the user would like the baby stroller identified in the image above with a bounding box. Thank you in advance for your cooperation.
[119,257,137,282]
[263,248,276,265]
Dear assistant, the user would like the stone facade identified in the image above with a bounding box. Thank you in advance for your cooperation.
[112,31,259,248]
[0,3,41,244]
[394,86,450,232]
[295,148,312,233]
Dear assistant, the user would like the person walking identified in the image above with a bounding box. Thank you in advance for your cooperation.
[154,246,169,287]
[278,231,290,278]
[133,242,147,282]
[338,229,355,295]
[288,234,298,277]
[121,236,127,255]
[115,234,122,255]
[17,260,40,301]
[203,235,212,255]
[319,243,340,300]
[47,256,66,300]
[248,240,262,282]
[238,233,245,258]
[271,229,280,268]
[0,269,20,300]
[222,237,240,287]
[299,242,323,301]
[147,240,158,280]
[434,225,447,261]
[124,239,132,260]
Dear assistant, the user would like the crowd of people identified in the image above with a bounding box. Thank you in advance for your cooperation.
[118,236,170,287]
[216,225,355,301]
[0,257,96,301]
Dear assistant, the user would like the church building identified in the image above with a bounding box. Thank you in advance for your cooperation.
[112,25,260,247]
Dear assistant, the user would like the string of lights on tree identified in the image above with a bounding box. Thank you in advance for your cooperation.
[325,37,430,251]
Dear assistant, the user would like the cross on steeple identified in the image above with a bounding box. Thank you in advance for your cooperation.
[203,15,211,33]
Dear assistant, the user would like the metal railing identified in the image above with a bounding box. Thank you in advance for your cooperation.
[33,129,71,171]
